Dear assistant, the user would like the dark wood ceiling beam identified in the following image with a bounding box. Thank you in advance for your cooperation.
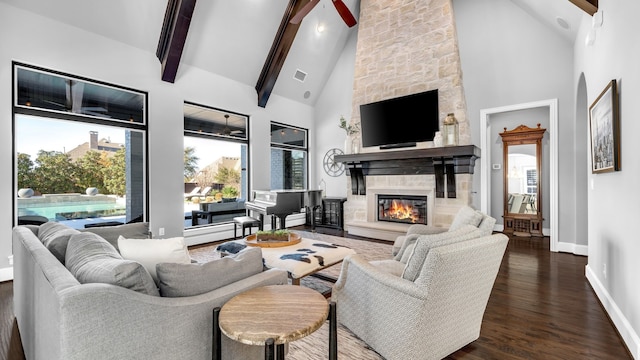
[255,0,306,108]
[156,0,197,83]
[568,0,598,16]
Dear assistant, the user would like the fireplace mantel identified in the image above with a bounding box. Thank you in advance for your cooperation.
[335,145,480,197]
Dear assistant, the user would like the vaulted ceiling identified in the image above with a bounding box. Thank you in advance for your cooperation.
[2,0,586,107]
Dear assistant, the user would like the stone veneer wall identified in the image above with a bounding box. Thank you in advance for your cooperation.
[344,0,473,230]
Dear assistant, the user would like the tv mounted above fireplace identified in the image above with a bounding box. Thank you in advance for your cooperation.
[359,89,439,149]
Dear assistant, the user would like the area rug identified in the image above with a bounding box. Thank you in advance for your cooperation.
[188,230,391,359]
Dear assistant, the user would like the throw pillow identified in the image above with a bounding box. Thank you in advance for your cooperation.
[80,222,150,250]
[65,232,159,296]
[448,206,483,232]
[156,246,264,297]
[394,233,422,262]
[401,225,482,282]
[477,211,497,235]
[37,222,80,264]
[118,236,192,284]
[216,241,247,254]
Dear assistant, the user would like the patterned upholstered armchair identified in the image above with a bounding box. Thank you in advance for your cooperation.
[392,205,497,256]
[331,233,508,360]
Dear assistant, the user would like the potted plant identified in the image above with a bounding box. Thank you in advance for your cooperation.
[256,229,291,242]
[221,186,239,202]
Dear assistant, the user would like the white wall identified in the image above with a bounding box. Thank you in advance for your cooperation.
[452,0,578,244]
[575,0,640,357]
[454,0,640,355]
[0,3,314,274]
[313,29,358,198]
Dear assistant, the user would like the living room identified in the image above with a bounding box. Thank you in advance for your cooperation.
[1,0,639,358]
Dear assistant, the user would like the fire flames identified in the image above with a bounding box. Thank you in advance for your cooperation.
[385,200,419,223]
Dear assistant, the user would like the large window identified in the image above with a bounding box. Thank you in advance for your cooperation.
[13,63,147,229]
[183,102,249,229]
[270,122,308,190]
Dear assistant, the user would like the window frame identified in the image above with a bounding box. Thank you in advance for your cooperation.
[183,101,251,229]
[12,62,149,227]
[269,121,309,190]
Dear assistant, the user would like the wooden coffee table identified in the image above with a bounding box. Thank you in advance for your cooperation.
[213,285,337,360]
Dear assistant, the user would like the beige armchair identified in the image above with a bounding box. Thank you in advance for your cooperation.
[392,205,496,256]
[331,233,508,360]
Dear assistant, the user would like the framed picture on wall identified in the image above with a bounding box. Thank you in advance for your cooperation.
[589,79,620,173]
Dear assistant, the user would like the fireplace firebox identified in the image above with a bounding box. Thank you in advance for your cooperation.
[377,195,428,225]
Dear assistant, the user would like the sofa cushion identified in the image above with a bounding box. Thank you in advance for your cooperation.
[156,246,264,297]
[80,222,150,251]
[38,222,81,264]
[118,236,191,283]
[448,206,484,232]
[65,232,159,296]
[401,225,482,281]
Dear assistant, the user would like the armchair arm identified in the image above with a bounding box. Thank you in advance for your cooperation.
[331,255,431,359]
[332,254,426,302]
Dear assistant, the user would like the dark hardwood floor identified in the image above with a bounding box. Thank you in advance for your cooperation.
[1,226,631,359]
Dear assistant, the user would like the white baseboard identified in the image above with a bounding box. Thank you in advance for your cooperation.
[555,241,588,256]
[0,266,14,282]
[493,225,587,256]
[586,264,640,359]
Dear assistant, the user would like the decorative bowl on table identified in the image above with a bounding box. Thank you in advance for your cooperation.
[244,230,301,247]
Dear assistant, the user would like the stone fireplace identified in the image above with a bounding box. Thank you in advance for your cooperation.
[340,0,474,241]
[377,194,428,225]
[344,173,474,241]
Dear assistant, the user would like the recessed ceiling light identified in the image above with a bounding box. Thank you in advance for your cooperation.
[556,16,570,30]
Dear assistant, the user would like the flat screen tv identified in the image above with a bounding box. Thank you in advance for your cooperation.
[359,89,439,149]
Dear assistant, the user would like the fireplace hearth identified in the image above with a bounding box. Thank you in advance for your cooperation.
[378,195,427,225]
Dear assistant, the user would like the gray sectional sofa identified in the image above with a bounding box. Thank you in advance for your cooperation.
[12,222,289,360]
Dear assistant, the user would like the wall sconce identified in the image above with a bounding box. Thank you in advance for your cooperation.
[316,23,325,33]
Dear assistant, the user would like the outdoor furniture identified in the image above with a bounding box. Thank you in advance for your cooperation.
[184,186,201,199]
[17,215,49,225]
[198,186,213,198]
[84,221,124,228]
[233,216,262,239]
[331,234,508,360]
[191,200,247,226]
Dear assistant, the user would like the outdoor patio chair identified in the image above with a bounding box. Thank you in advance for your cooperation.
[184,186,201,199]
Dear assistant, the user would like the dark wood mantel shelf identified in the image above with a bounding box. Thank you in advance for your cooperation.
[334,145,480,197]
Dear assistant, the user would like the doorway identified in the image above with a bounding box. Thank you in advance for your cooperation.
[479,99,559,251]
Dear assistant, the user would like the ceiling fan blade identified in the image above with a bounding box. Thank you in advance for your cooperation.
[290,0,320,24]
[332,0,357,27]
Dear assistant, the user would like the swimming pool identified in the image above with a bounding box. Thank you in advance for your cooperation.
[18,195,126,221]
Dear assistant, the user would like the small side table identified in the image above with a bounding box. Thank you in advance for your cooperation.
[214,285,337,360]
